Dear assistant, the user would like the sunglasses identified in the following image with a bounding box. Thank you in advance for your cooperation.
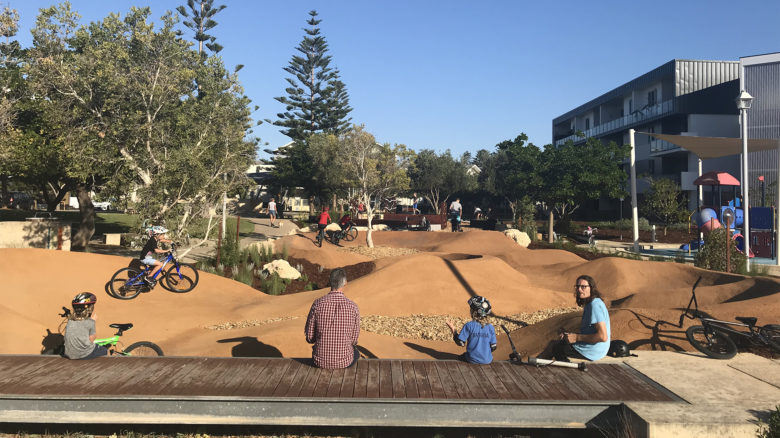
[574,284,590,289]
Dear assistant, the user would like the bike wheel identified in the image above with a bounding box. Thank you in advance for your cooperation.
[164,263,199,293]
[123,341,164,356]
[759,324,780,352]
[109,267,144,300]
[344,227,358,241]
[685,325,737,359]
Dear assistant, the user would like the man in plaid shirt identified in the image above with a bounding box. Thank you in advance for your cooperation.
[304,268,360,368]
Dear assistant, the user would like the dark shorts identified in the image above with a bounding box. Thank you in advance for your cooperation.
[77,345,109,360]
[552,340,588,362]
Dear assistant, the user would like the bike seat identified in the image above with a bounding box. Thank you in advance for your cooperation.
[735,316,757,326]
[109,323,134,331]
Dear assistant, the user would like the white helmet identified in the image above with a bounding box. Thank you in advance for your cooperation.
[151,225,168,235]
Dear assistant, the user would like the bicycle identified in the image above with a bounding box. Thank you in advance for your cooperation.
[327,221,358,244]
[109,242,199,300]
[679,276,780,359]
[47,308,163,357]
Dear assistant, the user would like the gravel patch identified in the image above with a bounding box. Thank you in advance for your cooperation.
[337,245,420,259]
[361,307,579,341]
[206,316,299,330]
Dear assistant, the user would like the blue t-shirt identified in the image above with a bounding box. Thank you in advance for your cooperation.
[572,297,610,361]
[457,320,497,364]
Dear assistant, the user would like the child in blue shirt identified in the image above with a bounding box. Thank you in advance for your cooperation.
[446,296,497,364]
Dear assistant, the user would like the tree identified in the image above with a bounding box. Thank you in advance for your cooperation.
[26,5,255,247]
[274,10,352,142]
[494,134,542,224]
[307,132,351,209]
[176,0,226,56]
[539,137,629,240]
[341,125,410,247]
[642,177,689,235]
[0,5,21,206]
[408,149,474,214]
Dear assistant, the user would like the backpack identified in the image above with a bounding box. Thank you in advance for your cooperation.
[607,340,636,358]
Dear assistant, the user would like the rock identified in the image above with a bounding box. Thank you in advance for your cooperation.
[371,224,389,231]
[504,229,531,247]
[262,259,301,280]
[325,223,341,232]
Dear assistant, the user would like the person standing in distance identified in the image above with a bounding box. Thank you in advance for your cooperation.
[553,275,611,361]
[449,198,463,232]
[267,197,278,228]
[304,268,360,368]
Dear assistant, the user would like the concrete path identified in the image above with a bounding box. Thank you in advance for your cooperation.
[597,351,780,437]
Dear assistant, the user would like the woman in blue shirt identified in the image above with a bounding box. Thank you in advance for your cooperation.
[554,275,611,361]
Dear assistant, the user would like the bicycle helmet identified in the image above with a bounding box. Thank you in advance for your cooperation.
[468,296,492,317]
[151,225,168,235]
[72,292,97,307]
[608,340,631,358]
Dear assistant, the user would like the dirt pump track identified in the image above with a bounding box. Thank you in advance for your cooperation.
[2,229,779,360]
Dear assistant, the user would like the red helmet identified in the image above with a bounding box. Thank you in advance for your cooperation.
[72,292,97,307]
[323,206,330,211]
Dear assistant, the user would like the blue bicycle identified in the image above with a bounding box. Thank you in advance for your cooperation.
[108,243,199,300]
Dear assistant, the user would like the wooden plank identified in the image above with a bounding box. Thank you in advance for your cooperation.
[352,360,369,398]
[112,358,186,396]
[588,365,644,400]
[146,358,210,396]
[412,361,432,398]
[257,359,294,397]
[544,366,590,400]
[455,362,488,399]
[571,363,615,399]
[422,361,446,399]
[477,363,512,400]
[170,358,239,396]
[271,360,305,397]
[294,363,323,397]
[401,361,419,398]
[491,362,532,399]
[280,361,313,397]
[365,360,380,398]
[326,368,346,397]
[229,359,275,397]
[378,360,393,398]
[507,365,555,399]
[528,366,574,400]
[390,360,406,398]
[433,361,461,399]
[0,357,61,389]
[339,362,357,397]
[311,369,333,397]
[442,361,472,398]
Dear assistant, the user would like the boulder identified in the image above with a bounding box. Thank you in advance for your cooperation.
[262,259,301,280]
[504,229,531,247]
[325,223,341,232]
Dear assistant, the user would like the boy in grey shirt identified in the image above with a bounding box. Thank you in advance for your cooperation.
[64,292,108,359]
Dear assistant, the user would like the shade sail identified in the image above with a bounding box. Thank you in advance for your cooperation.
[693,171,740,186]
[638,132,780,159]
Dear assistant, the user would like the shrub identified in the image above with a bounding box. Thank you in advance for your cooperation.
[281,244,289,261]
[248,245,262,266]
[234,264,254,286]
[694,228,746,274]
[218,226,241,268]
[261,272,285,296]
[304,282,314,291]
[757,405,780,438]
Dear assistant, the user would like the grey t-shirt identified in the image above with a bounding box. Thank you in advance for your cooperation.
[64,318,96,359]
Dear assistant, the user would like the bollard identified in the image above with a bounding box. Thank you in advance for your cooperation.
[652,224,656,242]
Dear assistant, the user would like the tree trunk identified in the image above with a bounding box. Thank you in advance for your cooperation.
[0,175,8,208]
[365,195,374,248]
[71,184,96,251]
[548,209,554,244]
[332,193,337,213]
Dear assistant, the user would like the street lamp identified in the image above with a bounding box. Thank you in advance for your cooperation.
[736,90,753,272]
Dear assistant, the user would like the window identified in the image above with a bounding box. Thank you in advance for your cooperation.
[629,99,633,114]
[585,118,590,130]
[648,89,657,106]
[648,160,655,175]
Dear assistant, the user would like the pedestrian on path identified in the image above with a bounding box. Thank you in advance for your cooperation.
[267,198,278,228]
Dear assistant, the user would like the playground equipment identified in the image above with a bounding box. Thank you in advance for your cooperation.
[681,171,771,259]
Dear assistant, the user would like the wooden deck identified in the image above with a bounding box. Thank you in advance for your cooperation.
[0,355,682,428]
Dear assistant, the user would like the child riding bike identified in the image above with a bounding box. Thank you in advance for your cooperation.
[139,225,173,287]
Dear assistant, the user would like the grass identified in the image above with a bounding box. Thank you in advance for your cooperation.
[0,210,254,237]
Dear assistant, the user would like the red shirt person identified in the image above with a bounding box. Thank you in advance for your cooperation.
[304,268,360,368]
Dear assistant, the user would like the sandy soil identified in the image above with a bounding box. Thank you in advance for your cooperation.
[2,229,779,361]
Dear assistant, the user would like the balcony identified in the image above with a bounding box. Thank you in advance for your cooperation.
[554,99,676,146]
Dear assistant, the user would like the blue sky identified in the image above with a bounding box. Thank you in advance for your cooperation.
[11,1,780,159]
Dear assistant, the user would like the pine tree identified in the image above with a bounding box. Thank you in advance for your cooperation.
[274,10,352,141]
[176,0,226,56]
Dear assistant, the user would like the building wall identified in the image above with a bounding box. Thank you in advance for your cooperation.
[742,57,780,208]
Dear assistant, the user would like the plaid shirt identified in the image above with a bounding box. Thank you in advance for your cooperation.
[304,290,360,369]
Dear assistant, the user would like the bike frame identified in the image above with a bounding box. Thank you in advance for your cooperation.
[94,335,120,348]
[127,251,179,287]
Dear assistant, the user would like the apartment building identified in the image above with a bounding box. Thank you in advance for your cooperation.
[552,59,742,213]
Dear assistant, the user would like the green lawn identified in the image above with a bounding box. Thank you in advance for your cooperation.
[0,210,255,237]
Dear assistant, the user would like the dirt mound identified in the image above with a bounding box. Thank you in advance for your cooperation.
[2,229,779,360]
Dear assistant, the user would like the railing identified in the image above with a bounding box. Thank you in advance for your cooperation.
[554,99,676,146]
[650,138,680,153]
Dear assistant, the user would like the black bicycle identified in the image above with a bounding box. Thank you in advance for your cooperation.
[680,277,780,359]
